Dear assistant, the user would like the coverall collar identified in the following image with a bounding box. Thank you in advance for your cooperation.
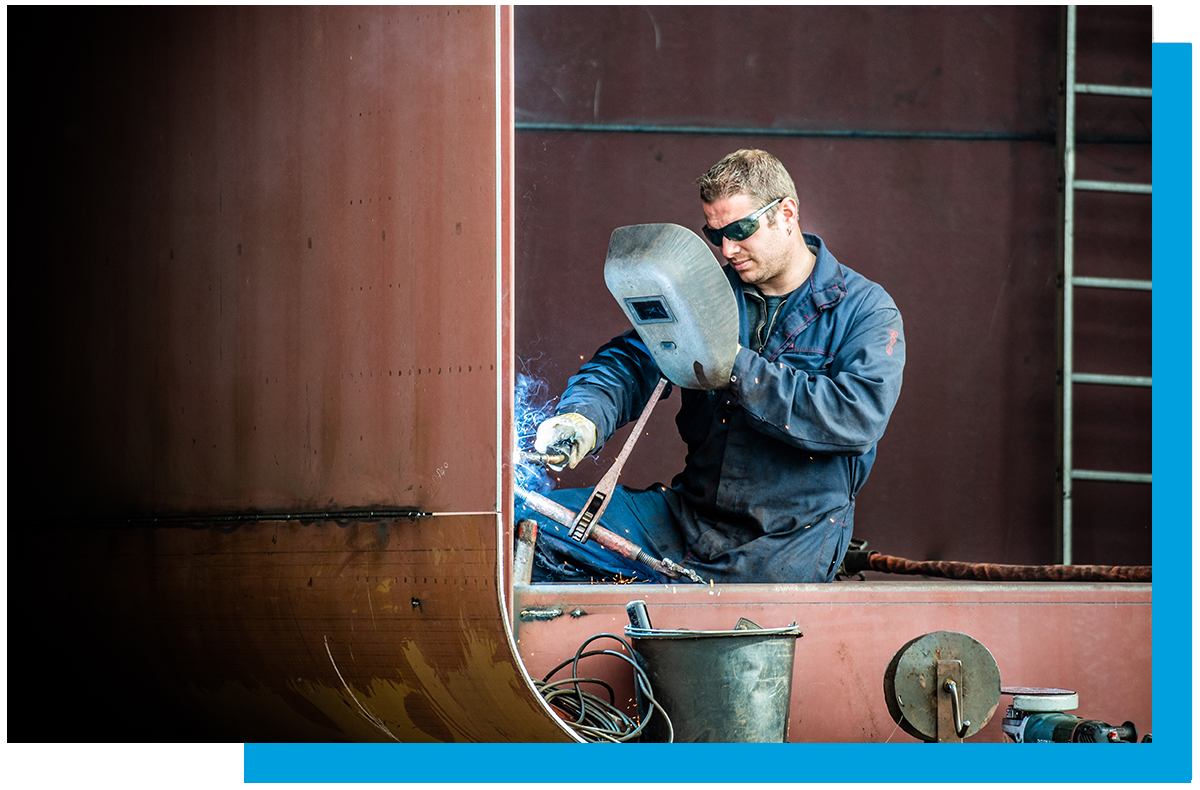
[801,233,847,313]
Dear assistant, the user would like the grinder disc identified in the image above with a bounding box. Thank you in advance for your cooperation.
[883,630,1002,741]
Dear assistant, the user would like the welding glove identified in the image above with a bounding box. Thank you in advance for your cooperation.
[534,412,598,471]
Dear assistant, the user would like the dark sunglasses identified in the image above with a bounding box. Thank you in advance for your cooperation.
[701,197,783,246]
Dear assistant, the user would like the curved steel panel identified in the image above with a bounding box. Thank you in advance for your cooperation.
[10,5,574,743]
[29,515,567,742]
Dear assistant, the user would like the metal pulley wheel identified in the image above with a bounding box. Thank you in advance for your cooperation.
[883,630,1002,742]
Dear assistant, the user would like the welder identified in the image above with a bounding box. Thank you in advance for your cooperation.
[521,148,905,584]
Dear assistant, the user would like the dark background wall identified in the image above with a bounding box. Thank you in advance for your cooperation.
[512,6,1152,568]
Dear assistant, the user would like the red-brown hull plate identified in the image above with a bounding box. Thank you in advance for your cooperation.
[34,519,572,743]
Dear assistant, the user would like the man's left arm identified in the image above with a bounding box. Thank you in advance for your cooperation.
[731,301,905,455]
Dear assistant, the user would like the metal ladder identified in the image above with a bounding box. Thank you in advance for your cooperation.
[1054,6,1152,564]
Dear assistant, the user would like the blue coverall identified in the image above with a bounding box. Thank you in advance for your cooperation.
[522,233,905,584]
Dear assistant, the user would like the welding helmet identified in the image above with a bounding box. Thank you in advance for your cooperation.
[604,223,738,390]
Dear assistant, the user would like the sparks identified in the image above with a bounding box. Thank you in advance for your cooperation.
[514,369,559,494]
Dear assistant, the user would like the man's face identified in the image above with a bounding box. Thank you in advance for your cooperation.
[702,193,795,295]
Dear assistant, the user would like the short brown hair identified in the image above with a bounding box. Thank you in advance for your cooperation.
[696,149,798,224]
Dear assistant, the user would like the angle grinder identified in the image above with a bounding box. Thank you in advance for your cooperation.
[1000,687,1149,743]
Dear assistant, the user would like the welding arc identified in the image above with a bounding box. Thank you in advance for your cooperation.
[515,485,704,583]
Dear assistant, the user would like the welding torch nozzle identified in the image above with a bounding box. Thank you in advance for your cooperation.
[518,450,569,468]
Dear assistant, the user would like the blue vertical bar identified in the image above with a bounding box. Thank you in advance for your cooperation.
[1150,40,1193,781]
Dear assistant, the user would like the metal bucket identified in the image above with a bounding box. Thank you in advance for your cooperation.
[626,624,802,743]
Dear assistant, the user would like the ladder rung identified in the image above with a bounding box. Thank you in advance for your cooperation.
[1071,469,1152,485]
[1074,180,1152,194]
[1072,373,1152,387]
[1075,83,1152,98]
[1072,276,1151,291]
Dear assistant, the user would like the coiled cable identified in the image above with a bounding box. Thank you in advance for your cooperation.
[535,632,673,743]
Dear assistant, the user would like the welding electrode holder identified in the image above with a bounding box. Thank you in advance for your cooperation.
[549,439,578,471]
[518,450,569,468]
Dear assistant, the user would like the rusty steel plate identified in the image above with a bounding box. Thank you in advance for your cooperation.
[7,5,578,744]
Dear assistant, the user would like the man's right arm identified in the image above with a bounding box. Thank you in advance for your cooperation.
[554,330,665,451]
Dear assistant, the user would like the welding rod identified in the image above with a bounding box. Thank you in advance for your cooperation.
[515,485,702,583]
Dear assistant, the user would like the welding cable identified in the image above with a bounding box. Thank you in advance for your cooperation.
[562,635,661,737]
[537,645,664,742]
[535,632,673,743]
[536,676,636,742]
[842,551,1151,582]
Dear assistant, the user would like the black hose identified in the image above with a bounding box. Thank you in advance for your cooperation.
[536,633,673,743]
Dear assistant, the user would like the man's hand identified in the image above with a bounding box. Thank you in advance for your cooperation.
[534,413,598,470]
